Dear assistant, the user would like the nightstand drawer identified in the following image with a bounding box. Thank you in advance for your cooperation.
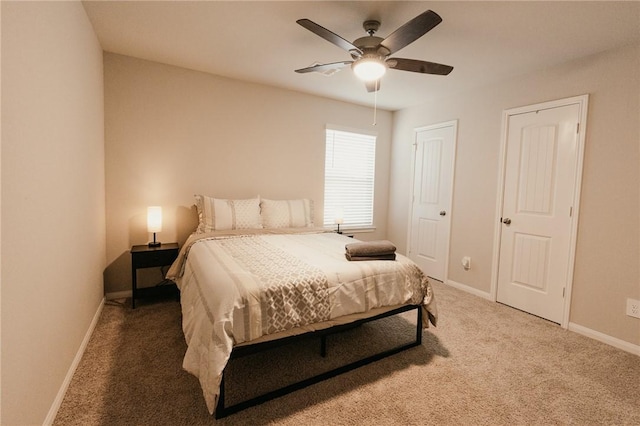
[132,248,179,268]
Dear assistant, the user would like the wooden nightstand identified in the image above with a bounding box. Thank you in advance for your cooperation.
[130,243,179,308]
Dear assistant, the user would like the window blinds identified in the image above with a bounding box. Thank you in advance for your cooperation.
[323,128,376,228]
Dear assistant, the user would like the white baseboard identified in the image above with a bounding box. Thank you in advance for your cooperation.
[105,290,131,300]
[44,298,105,425]
[446,279,493,301]
[568,322,640,356]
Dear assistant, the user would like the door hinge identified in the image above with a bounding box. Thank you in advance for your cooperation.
[563,288,566,298]
[569,206,573,217]
[576,123,580,134]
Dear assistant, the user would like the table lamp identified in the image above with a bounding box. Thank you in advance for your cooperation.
[147,206,162,247]
[334,207,344,234]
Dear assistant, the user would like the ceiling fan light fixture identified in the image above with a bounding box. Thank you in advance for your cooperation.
[352,57,387,81]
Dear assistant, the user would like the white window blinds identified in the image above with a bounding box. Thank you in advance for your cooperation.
[324,128,376,228]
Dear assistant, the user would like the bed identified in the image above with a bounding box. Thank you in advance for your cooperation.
[166,196,437,417]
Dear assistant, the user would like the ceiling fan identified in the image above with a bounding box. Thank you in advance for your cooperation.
[295,10,453,92]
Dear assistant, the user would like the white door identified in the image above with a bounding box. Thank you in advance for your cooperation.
[496,102,583,324]
[408,121,457,281]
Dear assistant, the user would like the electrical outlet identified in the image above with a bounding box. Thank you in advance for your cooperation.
[461,256,471,270]
[627,298,640,319]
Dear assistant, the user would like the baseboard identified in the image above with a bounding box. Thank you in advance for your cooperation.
[106,290,131,300]
[43,297,105,425]
[446,279,493,301]
[568,322,640,356]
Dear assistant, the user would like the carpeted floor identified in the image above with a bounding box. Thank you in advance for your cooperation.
[54,281,640,425]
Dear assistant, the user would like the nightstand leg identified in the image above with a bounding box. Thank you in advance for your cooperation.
[131,266,137,309]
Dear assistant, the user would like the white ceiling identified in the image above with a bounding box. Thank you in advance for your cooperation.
[82,1,640,111]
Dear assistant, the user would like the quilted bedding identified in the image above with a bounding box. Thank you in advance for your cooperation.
[166,228,437,414]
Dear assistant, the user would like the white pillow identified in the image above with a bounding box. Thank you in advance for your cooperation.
[260,198,314,228]
[194,195,262,233]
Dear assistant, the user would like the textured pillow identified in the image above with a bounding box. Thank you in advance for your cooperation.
[260,198,314,228]
[194,195,262,233]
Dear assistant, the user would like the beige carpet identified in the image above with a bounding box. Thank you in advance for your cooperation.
[54,281,640,425]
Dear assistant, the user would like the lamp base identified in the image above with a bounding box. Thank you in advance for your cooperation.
[148,231,161,247]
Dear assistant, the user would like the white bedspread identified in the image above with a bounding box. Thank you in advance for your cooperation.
[167,229,437,414]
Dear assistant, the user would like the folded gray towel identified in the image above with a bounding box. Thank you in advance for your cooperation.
[345,240,397,257]
[345,253,396,261]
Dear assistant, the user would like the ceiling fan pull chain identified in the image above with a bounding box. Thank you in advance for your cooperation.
[373,79,378,126]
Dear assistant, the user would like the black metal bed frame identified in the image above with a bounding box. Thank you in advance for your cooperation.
[215,304,423,418]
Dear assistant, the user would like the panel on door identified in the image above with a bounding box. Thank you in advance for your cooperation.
[417,218,438,260]
[497,104,580,323]
[511,233,551,291]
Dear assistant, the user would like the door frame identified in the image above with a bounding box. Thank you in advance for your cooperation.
[490,95,589,328]
[406,120,458,282]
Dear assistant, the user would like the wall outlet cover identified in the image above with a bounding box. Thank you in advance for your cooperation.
[626,298,640,319]
[461,256,471,270]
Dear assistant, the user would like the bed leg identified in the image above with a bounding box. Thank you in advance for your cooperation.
[215,374,226,419]
[320,335,327,357]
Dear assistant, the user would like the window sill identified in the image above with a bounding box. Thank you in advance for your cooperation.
[324,226,377,234]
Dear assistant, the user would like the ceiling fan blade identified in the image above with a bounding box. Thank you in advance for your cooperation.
[365,79,381,93]
[387,58,453,75]
[297,19,363,56]
[380,10,442,55]
[295,61,353,74]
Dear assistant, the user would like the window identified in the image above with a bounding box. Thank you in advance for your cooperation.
[323,127,376,228]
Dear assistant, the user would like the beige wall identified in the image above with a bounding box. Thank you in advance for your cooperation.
[1,2,105,424]
[104,53,392,294]
[389,43,640,346]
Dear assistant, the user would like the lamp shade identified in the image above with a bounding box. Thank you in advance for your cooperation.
[352,58,387,81]
[147,206,162,233]
[334,206,344,225]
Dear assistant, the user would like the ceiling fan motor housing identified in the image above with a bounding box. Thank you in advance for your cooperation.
[350,36,390,59]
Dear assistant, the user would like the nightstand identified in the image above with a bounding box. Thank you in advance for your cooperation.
[130,243,179,308]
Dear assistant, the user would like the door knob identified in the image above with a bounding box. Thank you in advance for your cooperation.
[439,211,446,216]
[502,218,511,225]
